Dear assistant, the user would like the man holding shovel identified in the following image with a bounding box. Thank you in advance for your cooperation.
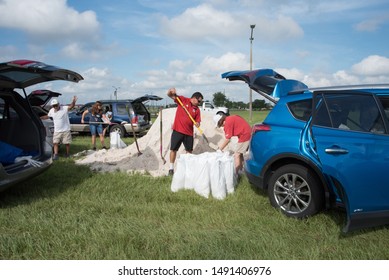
[167,88,204,176]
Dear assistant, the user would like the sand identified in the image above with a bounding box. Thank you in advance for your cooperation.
[75,108,236,177]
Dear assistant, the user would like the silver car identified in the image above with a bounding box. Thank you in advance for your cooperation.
[0,60,83,192]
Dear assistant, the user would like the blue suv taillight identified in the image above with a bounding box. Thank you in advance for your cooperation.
[252,124,271,133]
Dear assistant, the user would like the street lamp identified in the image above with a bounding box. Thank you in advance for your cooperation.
[249,24,255,122]
[112,86,120,101]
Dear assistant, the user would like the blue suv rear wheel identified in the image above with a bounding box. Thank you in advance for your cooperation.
[267,164,324,218]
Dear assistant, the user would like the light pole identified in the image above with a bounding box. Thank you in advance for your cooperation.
[112,86,120,101]
[249,24,255,122]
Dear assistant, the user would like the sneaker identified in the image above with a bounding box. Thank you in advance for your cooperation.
[53,154,59,160]
[168,169,174,176]
[102,146,107,149]
[64,154,70,158]
[92,147,96,151]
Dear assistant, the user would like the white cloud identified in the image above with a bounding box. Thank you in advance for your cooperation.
[355,19,382,32]
[351,55,389,76]
[199,52,247,73]
[0,0,99,40]
[160,4,239,40]
[255,15,304,42]
[160,3,303,42]
[169,60,193,70]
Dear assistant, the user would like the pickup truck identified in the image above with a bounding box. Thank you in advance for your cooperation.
[200,101,229,115]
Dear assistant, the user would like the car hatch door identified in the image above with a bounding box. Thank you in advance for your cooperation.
[222,69,307,103]
[310,91,389,232]
[0,60,83,88]
[133,94,163,103]
[28,89,62,108]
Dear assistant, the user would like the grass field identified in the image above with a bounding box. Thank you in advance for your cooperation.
[1,110,389,260]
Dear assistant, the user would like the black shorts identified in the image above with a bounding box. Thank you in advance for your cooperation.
[170,130,194,152]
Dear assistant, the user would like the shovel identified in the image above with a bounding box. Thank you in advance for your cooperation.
[127,108,142,156]
[175,96,210,144]
[159,107,166,164]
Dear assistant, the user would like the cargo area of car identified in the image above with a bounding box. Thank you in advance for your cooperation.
[132,102,150,124]
[0,93,42,166]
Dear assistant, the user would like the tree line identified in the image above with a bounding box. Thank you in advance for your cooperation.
[212,91,272,110]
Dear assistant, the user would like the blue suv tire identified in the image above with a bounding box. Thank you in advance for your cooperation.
[267,164,324,218]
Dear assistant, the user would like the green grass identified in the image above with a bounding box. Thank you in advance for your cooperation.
[1,111,389,260]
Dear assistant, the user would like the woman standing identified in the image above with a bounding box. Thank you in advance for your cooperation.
[81,101,107,150]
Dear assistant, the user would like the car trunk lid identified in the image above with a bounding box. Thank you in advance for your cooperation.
[0,60,84,89]
[222,69,308,103]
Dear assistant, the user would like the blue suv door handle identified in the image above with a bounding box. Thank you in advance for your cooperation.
[325,147,349,154]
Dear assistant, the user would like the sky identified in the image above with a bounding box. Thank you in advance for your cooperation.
[1,0,389,106]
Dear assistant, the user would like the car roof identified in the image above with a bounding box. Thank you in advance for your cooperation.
[0,59,83,89]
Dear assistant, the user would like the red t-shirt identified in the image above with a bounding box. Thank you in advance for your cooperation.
[173,95,201,136]
[223,115,251,142]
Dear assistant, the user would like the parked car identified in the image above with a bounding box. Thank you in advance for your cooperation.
[68,95,162,137]
[223,68,389,232]
[0,60,83,192]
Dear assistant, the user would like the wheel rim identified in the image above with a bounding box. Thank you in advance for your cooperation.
[273,173,311,215]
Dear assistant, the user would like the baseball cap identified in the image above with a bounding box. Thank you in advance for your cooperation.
[50,99,59,106]
[213,114,222,127]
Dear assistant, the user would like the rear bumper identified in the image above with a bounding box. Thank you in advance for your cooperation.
[245,170,265,190]
[344,210,389,233]
[123,123,151,134]
[0,157,52,192]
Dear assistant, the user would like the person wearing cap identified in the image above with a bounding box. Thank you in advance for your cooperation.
[167,87,204,176]
[213,113,251,175]
[42,96,77,160]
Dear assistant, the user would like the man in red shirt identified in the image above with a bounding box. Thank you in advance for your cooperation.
[214,113,251,175]
[167,88,204,175]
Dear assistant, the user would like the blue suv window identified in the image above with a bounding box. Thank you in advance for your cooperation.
[379,97,389,123]
[313,93,386,134]
[288,99,312,121]
[116,103,128,115]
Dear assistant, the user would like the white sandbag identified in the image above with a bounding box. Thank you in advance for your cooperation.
[171,156,186,192]
[117,134,127,149]
[209,155,227,200]
[221,152,236,194]
[110,131,118,149]
[110,131,127,149]
[170,151,236,200]
[193,153,210,198]
[184,154,196,190]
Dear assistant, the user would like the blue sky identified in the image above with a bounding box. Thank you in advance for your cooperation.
[1,0,389,105]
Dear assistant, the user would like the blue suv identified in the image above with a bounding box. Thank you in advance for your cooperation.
[69,95,161,137]
[223,69,389,232]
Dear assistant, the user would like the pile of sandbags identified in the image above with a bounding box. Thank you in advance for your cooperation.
[171,151,237,200]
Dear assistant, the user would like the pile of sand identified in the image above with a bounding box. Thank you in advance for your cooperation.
[75,108,235,177]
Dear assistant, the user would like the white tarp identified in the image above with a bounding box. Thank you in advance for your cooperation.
[171,151,237,200]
